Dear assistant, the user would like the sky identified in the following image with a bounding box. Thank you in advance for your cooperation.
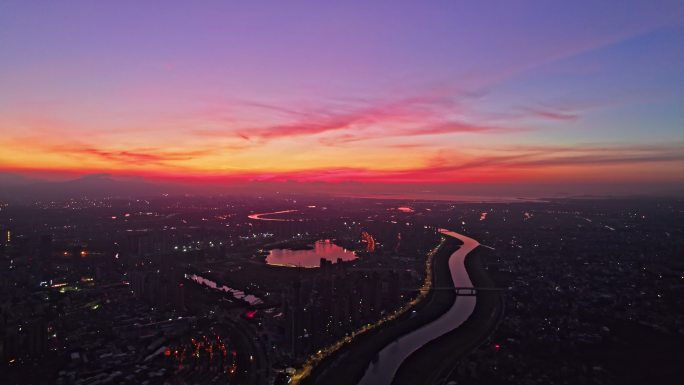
[1,1,683,196]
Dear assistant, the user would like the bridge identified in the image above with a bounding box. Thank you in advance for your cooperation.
[403,286,504,296]
[434,286,503,296]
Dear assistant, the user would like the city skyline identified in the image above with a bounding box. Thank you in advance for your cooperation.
[1,1,683,195]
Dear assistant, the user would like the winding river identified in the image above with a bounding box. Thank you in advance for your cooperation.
[249,211,480,385]
[356,229,480,385]
[247,210,298,221]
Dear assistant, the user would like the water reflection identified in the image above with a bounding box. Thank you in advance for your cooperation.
[186,273,263,305]
[266,239,357,268]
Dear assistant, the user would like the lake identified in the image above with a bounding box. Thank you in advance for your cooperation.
[266,239,357,268]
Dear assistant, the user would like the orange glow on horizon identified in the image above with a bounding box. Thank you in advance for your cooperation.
[1,102,683,187]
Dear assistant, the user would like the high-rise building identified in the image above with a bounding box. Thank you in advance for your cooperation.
[39,234,53,259]
[131,271,147,298]
[25,318,47,357]
[4,227,12,247]
[173,282,185,311]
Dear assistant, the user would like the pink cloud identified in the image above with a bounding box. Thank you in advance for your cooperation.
[193,91,465,141]
[521,107,579,121]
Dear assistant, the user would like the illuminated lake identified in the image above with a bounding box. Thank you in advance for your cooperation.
[266,239,357,268]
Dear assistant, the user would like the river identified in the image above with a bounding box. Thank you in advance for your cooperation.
[247,210,298,221]
[356,229,480,385]
[185,273,264,306]
[248,211,481,384]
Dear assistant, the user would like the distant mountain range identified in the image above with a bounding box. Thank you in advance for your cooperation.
[0,173,173,202]
[1,172,682,203]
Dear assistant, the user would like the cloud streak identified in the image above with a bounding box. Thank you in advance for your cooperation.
[163,143,684,184]
[521,107,579,122]
[193,90,522,145]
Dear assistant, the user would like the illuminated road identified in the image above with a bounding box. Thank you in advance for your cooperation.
[248,209,480,385]
[356,229,480,385]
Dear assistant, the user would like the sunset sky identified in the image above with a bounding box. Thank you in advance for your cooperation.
[1,1,683,194]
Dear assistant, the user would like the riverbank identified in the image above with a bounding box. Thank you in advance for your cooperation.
[300,237,462,385]
[392,246,504,385]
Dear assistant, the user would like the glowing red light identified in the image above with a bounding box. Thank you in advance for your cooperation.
[494,343,501,350]
[245,310,257,319]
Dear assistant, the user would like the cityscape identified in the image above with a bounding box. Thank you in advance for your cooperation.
[1,195,682,384]
[1,1,683,385]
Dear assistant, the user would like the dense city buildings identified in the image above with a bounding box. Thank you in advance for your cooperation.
[2,1,683,384]
[0,195,682,384]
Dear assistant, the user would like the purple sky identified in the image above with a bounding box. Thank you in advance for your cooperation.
[0,1,683,196]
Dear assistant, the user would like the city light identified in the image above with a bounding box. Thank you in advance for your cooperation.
[1,2,681,382]
[290,236,446,384]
